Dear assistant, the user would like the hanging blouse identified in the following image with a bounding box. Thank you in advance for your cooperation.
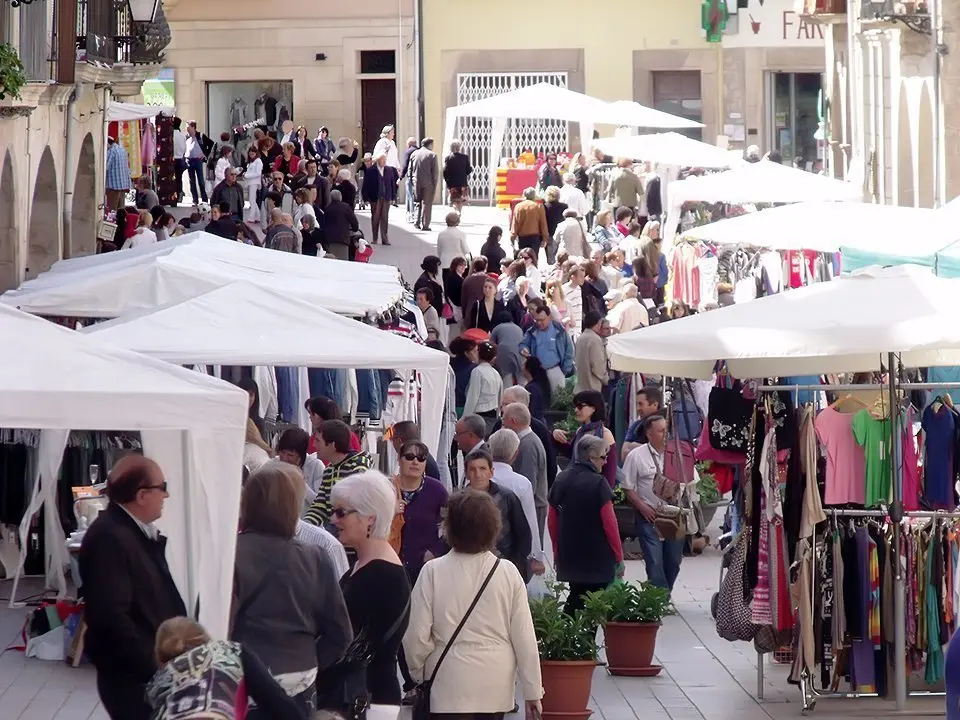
[815,407,867,505]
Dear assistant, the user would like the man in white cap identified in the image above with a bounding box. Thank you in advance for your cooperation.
[607,283,648,333]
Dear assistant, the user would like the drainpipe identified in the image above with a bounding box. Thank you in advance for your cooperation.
[414,0,424,138]
[100,86,111,217]
[62,85,78,259]
[932,0,943,207]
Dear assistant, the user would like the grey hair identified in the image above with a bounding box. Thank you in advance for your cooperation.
[301,214,316,229]
[502,385,531,407]
[329,470,397,539]
[574,434,608,464]
[623,282,638,298]
[460,414,487,440]
[489,428,520,464]
[522,187,537,201]
[331,189,342,203]
[337,168,353,182]
[450,140,462,153]
[562,172,575,184]
[502,402,531,428]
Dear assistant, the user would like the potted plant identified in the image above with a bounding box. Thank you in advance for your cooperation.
[583,581,673,677]
[529,582,599,720]
[0,44,26,101]
[695,462,727,529]
[545,381,574,431]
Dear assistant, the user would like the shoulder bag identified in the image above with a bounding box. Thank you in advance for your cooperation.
[318,591,412,720]
[412,557,501,720]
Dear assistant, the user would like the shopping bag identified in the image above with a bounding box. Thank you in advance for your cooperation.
[527,574,550,600]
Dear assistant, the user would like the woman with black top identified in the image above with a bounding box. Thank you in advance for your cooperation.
[449,337,478,414]
[292,126,315,161]
[570,152,590,194]
[523,356,551,425]
[542,186,568,244]
[480,226,506,270]
[335,137,360,167]
[443,256,468,328]
[468,276,512,332]
[330,471,411,705]
[414,256,445,317]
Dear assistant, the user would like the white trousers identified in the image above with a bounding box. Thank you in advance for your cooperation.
[547,365,566,392]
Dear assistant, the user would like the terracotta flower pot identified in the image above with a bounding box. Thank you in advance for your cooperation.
[540,659,596,720]
[603,621,662,676]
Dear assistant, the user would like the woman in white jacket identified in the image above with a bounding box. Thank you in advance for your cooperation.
[243,147,263,223]
[436,212,472,269]
[402,488,543,720]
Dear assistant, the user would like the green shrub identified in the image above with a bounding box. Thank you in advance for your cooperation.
[0,44,26,101]
[529,582,600,661]
[583,581,674,625]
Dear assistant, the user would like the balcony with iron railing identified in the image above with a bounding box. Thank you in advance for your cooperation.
[860,0,931,32]
[76,0,170,66]
[800,0,849,17]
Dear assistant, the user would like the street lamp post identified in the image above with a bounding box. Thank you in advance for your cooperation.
[125,0,158,23]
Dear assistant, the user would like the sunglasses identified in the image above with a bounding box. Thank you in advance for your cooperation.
[575,402,593,410]
[140,482,168,493]
[331,508,358,519]
[402,453,427,463]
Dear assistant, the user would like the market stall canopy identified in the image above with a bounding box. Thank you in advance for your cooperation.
[681,201,942,254]
[591,101,704,130]
[3,233,405,317]
[664,160,864,244]
[607,265,960,379]
[593,133,737,169]
[83,282,449,453]
[443,83,698,203]
[2,303,246,640]
[107,102,176,122]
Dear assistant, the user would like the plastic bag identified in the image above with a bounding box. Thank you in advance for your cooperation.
[527,574,550,600]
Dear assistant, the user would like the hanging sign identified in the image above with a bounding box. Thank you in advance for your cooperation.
[724,0,826,48]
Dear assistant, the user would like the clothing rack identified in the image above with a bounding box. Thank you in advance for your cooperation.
[793,506,960,713]
[749,376,960,711]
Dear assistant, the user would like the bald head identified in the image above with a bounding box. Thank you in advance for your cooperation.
[270,208,284,224]
[105,455,167,522]
[281,213,294,228]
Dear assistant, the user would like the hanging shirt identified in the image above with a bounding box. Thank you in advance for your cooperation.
[815,407,867,505]
[901,408,921,512]
[785,249,819,288]
[851,410,892,508]
[922,404,956,508]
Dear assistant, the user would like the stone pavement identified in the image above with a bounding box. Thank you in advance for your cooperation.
[0,517,945,719]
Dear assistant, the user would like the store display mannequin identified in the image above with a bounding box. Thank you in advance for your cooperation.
[229,97,249,129]
[255,92,278,130]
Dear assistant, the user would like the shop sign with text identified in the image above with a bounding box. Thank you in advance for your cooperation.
[723,0,825,48]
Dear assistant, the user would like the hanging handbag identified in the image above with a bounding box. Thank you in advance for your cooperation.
[715,531,759,643]
[317,594,412,720]
[411,558,501,720]
[650,448,681,506]
[707,378,753,454]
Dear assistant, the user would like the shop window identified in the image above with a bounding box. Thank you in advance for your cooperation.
[766,72,822,167]
[206,81,293,158]
[652,71,703,141]
[360,50,396,75]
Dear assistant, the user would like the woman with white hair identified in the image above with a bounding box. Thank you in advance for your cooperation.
[327,470,411,706]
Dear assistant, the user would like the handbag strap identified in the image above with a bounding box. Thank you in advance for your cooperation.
[426,557,501,685]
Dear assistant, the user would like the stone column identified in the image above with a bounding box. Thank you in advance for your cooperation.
[940,0,960,203]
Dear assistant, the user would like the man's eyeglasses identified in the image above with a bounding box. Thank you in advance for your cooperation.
[140,482,168,493]
[331,507,358,519]
[402,453,427,463]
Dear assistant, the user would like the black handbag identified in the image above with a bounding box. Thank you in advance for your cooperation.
[707,379,752,454]
[412,558,501,720]
[317,593,411,720]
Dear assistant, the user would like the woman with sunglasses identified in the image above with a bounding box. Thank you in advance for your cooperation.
[551,390,618,488]
[323,471,411,708]
[389,439,448,697]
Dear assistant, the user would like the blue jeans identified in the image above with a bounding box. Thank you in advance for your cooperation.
[187,157,207,204]
[405,176,415,219]
[635,515,684,591]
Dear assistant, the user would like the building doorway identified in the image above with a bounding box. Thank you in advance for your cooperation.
[361,79,396,157]
[765,72,821,167]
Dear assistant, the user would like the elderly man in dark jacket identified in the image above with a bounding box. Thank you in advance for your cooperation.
[209,166,244,220]
[323,189,360,260]
[79,456,187,720]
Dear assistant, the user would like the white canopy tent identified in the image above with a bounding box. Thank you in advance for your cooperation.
[107,101,176,122]
[83,283,449,453]
[442,83,702,203]
[663,160,864,244]
[592,132,738,170]
[2,304,247,640]
[607,265,960,378]
[679,201,942,254]
[2,234,405,318]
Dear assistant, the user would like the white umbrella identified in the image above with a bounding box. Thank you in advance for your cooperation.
[593,132,738,169]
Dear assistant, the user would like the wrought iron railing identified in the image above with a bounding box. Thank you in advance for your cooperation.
[860,0,931,33]
[76,0,169,65]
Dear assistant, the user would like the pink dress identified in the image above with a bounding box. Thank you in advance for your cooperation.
[814,407,867,505]
[901,408,920,511]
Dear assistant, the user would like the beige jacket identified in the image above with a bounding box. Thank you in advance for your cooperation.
[574,328,608,393]
[402,551,543,713]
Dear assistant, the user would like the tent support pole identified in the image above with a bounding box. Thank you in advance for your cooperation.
[181,428,196,619]
[889,354,907,711]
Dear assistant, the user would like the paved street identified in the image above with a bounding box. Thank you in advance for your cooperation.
[0,205,947,719]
